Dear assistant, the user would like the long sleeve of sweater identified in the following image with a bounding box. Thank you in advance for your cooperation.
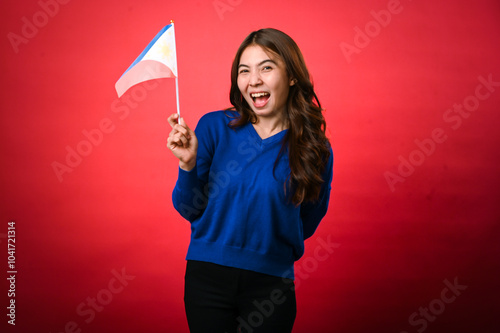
[171,112,220,222]
[300,149,334,239]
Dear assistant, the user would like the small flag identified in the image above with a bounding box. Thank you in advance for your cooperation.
[115,23,178,99]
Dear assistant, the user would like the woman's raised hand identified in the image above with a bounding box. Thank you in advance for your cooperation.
[167,113,198,171]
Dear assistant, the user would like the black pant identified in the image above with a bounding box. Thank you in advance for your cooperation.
[184,260,296,333]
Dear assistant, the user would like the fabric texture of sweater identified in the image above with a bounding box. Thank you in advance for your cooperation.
[172,110,333,279]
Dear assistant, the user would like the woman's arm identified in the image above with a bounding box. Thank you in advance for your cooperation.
[300,148,334,239]
[168,113,213,222]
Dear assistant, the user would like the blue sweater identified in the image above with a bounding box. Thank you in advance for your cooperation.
[172,110,333,279]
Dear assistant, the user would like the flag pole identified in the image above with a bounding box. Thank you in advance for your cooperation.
[171,20,180,117]
[175,77,180,116]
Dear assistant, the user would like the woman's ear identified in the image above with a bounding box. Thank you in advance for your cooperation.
[290,78,297,86]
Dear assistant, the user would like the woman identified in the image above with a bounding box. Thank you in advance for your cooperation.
[167,28,333,333]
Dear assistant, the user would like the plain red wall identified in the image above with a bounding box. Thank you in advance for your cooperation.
[1,0,499,332]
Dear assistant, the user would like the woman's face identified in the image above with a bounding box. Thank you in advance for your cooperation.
[237,45,294,121]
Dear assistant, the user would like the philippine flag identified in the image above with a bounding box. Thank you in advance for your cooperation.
[115,23,178,98]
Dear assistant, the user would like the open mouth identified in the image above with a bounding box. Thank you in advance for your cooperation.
[250,92,270,108]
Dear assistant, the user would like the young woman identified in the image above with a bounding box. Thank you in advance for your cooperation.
[167,28,333,333]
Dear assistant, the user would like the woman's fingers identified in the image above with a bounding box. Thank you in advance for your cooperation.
[175,124,190,140]
[168,114,191,137]
[167,113,192,149]
[166,113,197,170]
[167,113,179,129]
[168,130,188,149]
[175,131,189,147]
[179,117,193,139]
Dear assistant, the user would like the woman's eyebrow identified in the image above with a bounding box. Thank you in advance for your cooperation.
[238,59,277,69]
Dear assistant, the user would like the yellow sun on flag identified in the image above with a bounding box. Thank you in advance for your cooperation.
[142,28,177,75]
[159,40,173,62]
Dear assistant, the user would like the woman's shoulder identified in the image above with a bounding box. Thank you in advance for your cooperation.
[199,109,239,122]
[195,110,242,152]
[197,109,240,129]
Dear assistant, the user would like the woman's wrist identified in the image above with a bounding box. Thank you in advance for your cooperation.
[179,159,196,172]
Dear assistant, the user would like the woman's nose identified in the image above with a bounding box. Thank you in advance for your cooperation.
[249,71,262,86]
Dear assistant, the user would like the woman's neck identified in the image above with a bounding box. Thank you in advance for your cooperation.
[252,114,288,139]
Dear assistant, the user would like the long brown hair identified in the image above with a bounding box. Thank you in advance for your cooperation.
[228,28,331,205]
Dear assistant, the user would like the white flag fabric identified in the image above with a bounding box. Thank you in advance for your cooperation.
[115,23,178,98]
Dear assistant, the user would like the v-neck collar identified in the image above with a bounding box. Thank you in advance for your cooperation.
[246,122,288,146]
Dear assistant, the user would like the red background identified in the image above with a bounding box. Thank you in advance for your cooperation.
[1,0,499,332]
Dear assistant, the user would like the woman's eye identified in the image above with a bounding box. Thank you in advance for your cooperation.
[239,69,249,74]
[262,66,272,71]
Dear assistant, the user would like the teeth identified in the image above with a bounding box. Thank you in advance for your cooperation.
[251,92,269,98]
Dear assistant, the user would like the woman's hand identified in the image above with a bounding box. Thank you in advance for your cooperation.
[167,113,198,171]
